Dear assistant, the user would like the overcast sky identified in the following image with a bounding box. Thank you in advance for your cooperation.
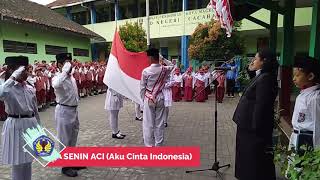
[29,0,56,5]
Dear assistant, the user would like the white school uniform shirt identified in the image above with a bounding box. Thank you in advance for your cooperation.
[52,71,79,106]
[0,78,40,123]
[194,73,209,83]
[289,84,320,149]
[140,59,174,103]
[172,74,183,87]
[26,76,36,87]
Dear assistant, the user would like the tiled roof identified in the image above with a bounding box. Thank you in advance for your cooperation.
[0,0,103,39]
[47,0,96,8]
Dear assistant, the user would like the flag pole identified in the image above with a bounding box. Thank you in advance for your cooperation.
[114,0,118,28]
[146,0,150,48]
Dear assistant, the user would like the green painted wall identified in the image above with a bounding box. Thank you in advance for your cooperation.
[242,29,310,55]
[239,7,313,31]
[0,22,92,64]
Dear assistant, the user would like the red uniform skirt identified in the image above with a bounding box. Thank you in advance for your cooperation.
[184,87,193,101]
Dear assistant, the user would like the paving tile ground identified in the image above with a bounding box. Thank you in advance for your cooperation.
[0,93,284,180]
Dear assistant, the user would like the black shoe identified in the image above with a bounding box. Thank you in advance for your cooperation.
[164,123,168,127]
[135,117,142,121]
[112,131,126,139]
[72,167,87,170]
[62,167,78,177]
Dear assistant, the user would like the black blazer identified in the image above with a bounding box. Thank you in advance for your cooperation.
[233,72,277,133]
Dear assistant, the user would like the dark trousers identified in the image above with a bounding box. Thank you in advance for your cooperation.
[226,79,235,96]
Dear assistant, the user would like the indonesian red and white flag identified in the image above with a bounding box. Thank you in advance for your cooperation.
[207,0,234,37]
[103,31,150,104]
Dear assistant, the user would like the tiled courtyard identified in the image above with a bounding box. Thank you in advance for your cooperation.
[0,93,280,180]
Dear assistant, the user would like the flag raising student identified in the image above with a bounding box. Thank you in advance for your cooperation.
[140,48,174,147]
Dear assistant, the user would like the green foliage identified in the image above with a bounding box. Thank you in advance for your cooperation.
[237,56,251,91]
[188,20,245,62]
[274,144,320,180]
[106,42,112,54]
[237,70,250,91]
[119,22,147,52]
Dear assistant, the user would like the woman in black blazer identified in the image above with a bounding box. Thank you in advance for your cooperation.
[233,48,279,180]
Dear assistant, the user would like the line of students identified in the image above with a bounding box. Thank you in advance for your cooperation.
[169,65,230,103]
[0,60,107,121]
[0,53,88,179]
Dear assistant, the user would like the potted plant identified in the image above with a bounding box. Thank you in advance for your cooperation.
[274,108,320,179]
[275,145,320,179]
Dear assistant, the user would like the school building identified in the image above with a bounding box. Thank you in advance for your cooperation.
[0,0,103,64]
[48,0,319,138]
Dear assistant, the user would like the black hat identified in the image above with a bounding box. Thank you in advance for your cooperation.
[5,56,29,66]
[56,53,72,64]
[146,48,159,57]
[294,56,320,77]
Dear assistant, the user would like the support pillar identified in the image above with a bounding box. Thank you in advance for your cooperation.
[90,3,97,24]
[90,3,98,61]
[181,0,189,71]
[309,0,320,60]
[115,0,121,20]
[66,7,72,20]
[279,0,295,117]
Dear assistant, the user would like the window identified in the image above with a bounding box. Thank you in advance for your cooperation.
[96,5,115,23]
[150,0,160,15]
[73,48,89,57]
[168,0,182,13]
[45,45,68,55]
[198,0,208,9]
[139,2,146,16]
[3,40,37,54]
[188,0,198,10]
[72,11,89,25]
[128,3,139,18]
[159,0,168,14]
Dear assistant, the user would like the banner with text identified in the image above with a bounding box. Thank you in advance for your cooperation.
[47,147,200,167]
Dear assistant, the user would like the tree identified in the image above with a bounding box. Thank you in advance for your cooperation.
[188,20,245,62]
[119,22,147,52]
